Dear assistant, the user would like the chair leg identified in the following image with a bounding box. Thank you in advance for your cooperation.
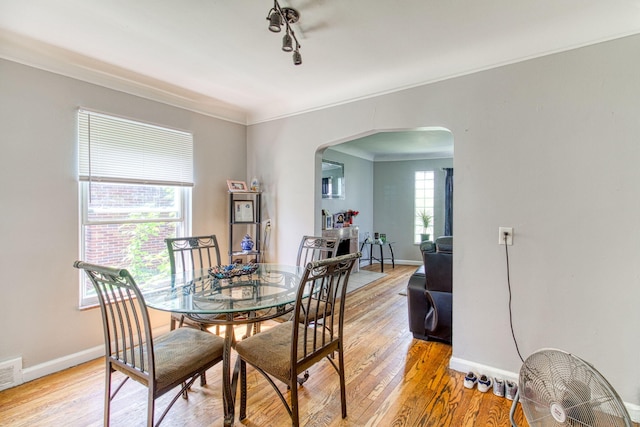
[200,371,207,386]
[147,390,155,427]
[338,349,347,419]
[104,367,112,427]
[239,359,247,421]
[290,376,300,427]
[296,370,310,386]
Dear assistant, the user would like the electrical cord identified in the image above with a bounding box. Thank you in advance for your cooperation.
[504,232,525,363]
[262,221,271,263]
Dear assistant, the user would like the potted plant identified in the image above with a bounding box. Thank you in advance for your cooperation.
[417,210,432,242]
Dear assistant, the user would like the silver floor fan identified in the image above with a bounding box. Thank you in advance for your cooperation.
[509,348,632,427]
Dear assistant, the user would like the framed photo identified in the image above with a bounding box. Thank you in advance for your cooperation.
[227,180,248,192]
[233,200,254,223]
[325,214,333,230]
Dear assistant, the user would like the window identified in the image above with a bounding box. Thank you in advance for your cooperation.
[414,171,435,244]
[78,110,193,307]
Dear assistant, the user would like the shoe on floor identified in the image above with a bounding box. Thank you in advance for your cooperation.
[463,372,478,389]
[477,374,492,393]
[505,380,518,400]
[493,377,505,397]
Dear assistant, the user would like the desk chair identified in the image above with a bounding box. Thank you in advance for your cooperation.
[235,252,361,427]
[74,261,224,427]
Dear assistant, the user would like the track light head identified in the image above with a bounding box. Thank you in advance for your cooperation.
[282,32,293,52]
[293,49,302,66]
[268,10,282,32]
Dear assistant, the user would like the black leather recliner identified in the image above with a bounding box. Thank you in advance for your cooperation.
[407,236,452,343]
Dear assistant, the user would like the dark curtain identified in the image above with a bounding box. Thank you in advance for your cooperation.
[444,168,453,236]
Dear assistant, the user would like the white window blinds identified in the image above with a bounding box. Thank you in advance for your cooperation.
[78,110,194,186]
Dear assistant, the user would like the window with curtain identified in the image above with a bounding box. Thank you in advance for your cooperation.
[78,110,193,307]
[414,171,435,244]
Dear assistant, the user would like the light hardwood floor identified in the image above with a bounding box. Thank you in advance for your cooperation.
[0,264,528,427]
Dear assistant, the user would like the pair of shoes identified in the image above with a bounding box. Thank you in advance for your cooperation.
[464,372,493,392]
[477,374,492,393]
[505,380,518,400]
[463,372,477,389]
[493,377,505,397]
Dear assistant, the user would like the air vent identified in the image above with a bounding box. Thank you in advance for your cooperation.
[0,357,23,391]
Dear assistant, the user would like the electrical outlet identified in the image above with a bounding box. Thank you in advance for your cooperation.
[499,227,514,245]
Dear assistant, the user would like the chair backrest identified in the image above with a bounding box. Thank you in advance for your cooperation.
[296,235,339,267]
[73,261,155,384]
[423,250,452,293]
[292,252,360,367]
[435,235,453,253]
[165,235,221,274]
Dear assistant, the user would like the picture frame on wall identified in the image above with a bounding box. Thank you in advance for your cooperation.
[233,200,254,223]
[227,180,248,192]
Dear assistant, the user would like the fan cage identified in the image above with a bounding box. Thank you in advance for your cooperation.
[517,349,632,427]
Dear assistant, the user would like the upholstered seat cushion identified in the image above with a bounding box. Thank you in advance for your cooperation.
[235,320,333,384]
[298,297,332,323]
[114,327,225,394]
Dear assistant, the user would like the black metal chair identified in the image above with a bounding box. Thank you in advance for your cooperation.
[235,252,361,427]
[74,261,225,427]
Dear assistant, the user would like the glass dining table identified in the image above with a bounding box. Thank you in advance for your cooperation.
[142,263,306,427]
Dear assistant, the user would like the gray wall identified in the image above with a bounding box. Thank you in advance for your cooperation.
[0,59,246,377]
[320,149,373,243]
[321,150,454,264]
[247,34,640,410]
[374,158,453,262]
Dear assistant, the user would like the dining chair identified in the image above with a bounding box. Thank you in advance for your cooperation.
[165,235,222,331]
[235,252,361,427]
[74,261,225,427]
[296,235,339,266]
[166,234,254,386]
[294,235,339,384]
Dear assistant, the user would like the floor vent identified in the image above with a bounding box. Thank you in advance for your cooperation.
[0,357,23,391]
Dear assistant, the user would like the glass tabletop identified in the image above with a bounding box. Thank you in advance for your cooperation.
[142,263,306,315]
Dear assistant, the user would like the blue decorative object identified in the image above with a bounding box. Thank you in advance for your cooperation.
[209,263,258,279]
[241,234,254,252]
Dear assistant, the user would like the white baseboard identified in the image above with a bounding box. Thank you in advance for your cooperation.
[396,259,422,266]
[449,356,519,384]
[624,402,640,423]
[449,356,640,423]
[22,345,105,383]
[21,324,171,385]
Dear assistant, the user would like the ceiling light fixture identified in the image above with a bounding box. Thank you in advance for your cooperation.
[266,0,302,65]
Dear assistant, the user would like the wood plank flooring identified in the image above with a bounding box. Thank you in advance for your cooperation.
[0,264,529,426]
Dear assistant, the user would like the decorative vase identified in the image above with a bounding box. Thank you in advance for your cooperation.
[241,234,254,252]
[250,177,260,192]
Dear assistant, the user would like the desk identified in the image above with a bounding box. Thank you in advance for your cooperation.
[143,264,305,427]
[359,241,395,272]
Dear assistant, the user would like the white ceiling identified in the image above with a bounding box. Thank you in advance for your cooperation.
[328,128,454,161]
[1,0,640,130]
